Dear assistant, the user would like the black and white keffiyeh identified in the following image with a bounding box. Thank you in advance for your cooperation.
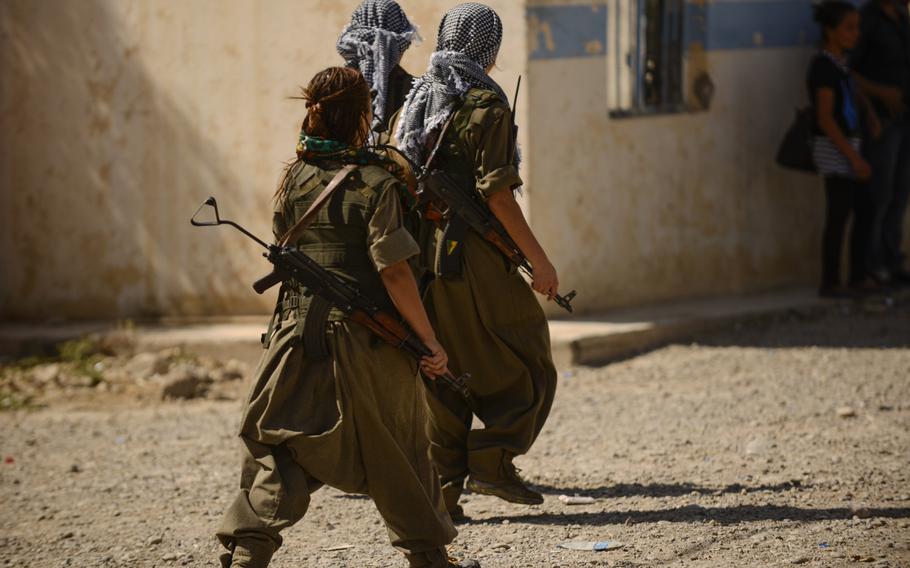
[395,3,516,168]
[336,0,419,131]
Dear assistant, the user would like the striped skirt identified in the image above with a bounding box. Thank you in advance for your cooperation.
[812,135,861,178]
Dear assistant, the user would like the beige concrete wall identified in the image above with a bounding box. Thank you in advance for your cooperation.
[5,1,904,321]
[0,0,526,320]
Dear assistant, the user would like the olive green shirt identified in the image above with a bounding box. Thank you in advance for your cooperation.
[451,88,523,201]
[386,88,522,200]
[367,175,420,272]
[274,163,419,273]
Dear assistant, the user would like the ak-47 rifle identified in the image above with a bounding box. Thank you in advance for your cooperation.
[384,76,577,313]
[189,197,476,405]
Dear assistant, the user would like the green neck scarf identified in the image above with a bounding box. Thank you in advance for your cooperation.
[296,133,414,207]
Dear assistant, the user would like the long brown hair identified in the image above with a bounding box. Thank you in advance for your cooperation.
[300,66,372,145]
[275,67,372,200]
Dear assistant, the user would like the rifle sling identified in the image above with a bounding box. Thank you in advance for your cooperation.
[278,164,358,247]
[422,116,454,173]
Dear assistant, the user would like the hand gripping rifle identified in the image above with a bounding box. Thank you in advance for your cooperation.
[190,197,475,405]
[382,76,577,313]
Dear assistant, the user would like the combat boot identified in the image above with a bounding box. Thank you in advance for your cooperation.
[466,457,543,505]
[442,478,468,522]
[219,539,274,568]
[405,547,481,567]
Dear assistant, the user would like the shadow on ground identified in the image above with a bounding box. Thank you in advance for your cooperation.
[681,293,910,351]
[532,480,805,498]
[468,505,910,527]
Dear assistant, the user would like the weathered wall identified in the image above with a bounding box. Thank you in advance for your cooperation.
[0,0,526,320]
[3,0,906,321]
[527,49,818,313]
[523,0,910,315]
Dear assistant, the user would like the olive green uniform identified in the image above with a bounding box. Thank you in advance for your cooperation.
[418,89,558,506]
[217,161,456,564]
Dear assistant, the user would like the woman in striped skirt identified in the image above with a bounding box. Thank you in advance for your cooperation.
[808,1,881,297]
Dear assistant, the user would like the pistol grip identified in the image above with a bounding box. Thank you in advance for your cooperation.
[253,269,285,294]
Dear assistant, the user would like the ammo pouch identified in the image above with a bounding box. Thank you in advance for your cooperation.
[300,294,331,361]
[277,290,332,361]
[419,169,472,279]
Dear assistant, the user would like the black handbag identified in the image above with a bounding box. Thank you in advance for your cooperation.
[776,107,817,173]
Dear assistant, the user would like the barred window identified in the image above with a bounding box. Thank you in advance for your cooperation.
[608,0,689,117]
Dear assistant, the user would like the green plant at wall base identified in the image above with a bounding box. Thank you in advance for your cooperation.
[169,347,196,365]
[1,338,107,387]
[4,337,107,371]
[0,390,35,411]
[58,338,106,386]
[58,337,101,363]
[9,355,51,370]
[0,335,122,411]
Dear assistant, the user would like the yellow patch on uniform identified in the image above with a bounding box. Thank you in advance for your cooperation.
[446,240,459,255]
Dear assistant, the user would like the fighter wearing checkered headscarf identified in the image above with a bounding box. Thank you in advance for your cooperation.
[395,2,517,167]
[337,0,420,134]
[399,3,559,522]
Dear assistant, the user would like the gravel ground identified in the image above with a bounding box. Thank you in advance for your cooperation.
[1,298,909,567]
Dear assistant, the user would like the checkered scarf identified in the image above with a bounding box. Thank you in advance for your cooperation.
[395,3,516,168]
[336,0,419,132]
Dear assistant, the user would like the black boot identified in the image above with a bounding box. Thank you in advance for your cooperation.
[442,478,468,522]
[466,458,543,505]
[406,547,481,568]
[220,539,274,568]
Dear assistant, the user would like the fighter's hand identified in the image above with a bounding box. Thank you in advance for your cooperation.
[531,258,560,300]
[419,338,449,377]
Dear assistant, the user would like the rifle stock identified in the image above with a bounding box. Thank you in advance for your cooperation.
[348,310,402,346]
[363,310,476,403]
[482,228,525,266]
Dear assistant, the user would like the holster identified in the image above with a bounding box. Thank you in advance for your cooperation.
[435,216,468,279]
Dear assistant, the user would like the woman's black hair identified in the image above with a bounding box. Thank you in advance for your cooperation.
[813,0,857,31]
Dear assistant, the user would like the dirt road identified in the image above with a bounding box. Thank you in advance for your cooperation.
[2,299,909,567]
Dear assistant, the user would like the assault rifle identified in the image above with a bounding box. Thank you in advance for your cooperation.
[190,197,475,405]
[382,78,577,313]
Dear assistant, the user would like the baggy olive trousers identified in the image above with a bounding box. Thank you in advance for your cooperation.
[217,317,456,559]
[424,231,558,505]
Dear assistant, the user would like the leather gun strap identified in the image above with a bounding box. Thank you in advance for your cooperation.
[278,164,358,247]
[422,115,455,172]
